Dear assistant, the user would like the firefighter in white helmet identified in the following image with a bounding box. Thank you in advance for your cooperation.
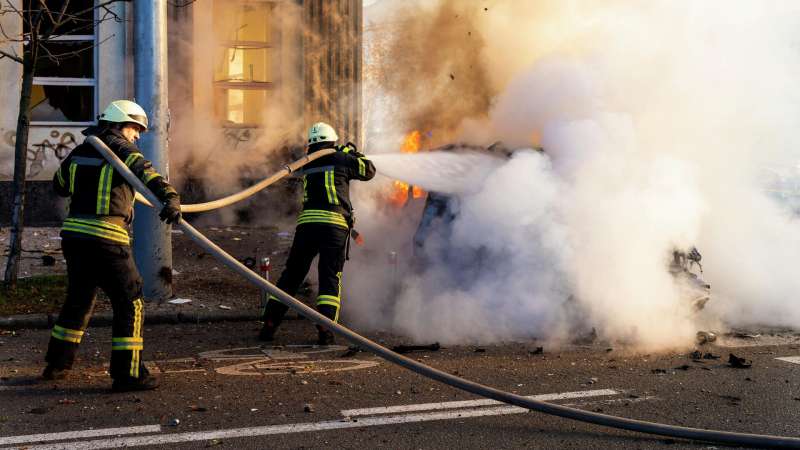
[260,122,376,345]
[43,100,181,392]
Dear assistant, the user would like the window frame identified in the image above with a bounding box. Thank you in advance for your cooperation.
[213,0,277,128]
[30,7,99,127]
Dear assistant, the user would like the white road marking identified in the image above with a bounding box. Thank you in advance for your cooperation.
[340,388,619,417]
[12,389,636,450]
[18,407,553,450]
[775,356,800,365]
[0,425,161,446]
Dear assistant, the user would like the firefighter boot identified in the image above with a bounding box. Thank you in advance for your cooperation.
[316,326,335,346]
[41,365,70,381]
[111,365,159,393]
[258,320,279,342]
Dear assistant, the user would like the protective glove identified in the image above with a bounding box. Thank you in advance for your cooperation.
[159,196,182,224]
[340,141,364,157]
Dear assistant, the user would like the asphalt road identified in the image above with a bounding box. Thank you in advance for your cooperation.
[1,321,799,449]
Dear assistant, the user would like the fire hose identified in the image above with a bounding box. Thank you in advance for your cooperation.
[88,135,800,448]
[133,148,337,213]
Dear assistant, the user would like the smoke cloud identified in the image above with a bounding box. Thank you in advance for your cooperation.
[349,0,800,350]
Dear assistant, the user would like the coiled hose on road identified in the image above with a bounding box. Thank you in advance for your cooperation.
[133,148,337,213]
[88,135,800,448]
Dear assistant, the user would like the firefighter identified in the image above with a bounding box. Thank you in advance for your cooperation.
[42,100,181,392]
[260,122,376,345]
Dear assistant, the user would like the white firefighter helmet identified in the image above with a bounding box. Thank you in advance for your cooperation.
[308,122,338,144]
[99,100,149,131]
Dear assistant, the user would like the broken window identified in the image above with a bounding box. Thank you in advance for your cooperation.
[26,0,97,124]
[213,0,276,126]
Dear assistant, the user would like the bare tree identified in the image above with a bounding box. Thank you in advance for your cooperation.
[1,0,127,289]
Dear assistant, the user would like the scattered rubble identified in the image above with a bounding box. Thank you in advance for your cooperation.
[529,347,544,355]
[303,403,314,413]
[696,331,717,344]
[169,418,180,426]
[168,298,192,305]
[728,353,752,369]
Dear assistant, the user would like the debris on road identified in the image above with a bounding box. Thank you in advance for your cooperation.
[303,403,314,413]
[29,407,49,414]
[703,352,720,360]
[673,365,691,371]
[728,353,752,368]
[696,331,717,344]
[690,350,703,360]
[729,332,760,340]
[474,347,486,353]
[190,405,207,412]
[529,347,544,355]
[168,298,192,305]
[587,377,599,384]
[169,418,181,426]
[391,343,441,354]
[218,305,232,310]
[651,368,667,375]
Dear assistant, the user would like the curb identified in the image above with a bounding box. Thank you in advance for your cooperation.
[0,310,304,330]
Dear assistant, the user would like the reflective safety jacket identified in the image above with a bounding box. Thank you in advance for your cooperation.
[298,144,376,229]
[52,127,178,245]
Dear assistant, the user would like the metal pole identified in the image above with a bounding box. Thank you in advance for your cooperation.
[133,0,172,301]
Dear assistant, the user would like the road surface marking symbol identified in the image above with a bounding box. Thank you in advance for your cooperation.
[12,390,630,450]
[0,425,161,446]
[775,356,800,365]
[341,389,620,417]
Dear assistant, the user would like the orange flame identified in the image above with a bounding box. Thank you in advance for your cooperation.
[388,131,426,207]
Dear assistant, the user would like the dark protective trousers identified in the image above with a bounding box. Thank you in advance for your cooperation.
[45,238,147,380]
[262,223,348,328]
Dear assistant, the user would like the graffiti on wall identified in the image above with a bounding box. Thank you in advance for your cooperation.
[2,129,77,180]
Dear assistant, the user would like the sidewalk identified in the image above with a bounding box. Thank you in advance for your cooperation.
[1,225,309,329]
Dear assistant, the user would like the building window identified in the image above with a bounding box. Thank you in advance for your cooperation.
[213,0,275,127]
[25,0,97,125]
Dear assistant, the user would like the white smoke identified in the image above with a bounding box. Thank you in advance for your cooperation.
[348,0,800,349]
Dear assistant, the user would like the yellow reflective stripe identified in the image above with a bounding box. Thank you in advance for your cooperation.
[62,225,129,244]
[317,295,340,304]
[112,343,143,350]
[64,217,128,236]
[112,337,143,343]
[124,152,143,167]
[358,158,366,177]
[62,222,130,245]
[55,167,65,187]
[141,170,161,184]
[133,298,143,377]
[69,162,77,194]
[327,170,339,205]
[64,217,128,234]
[296,218,348,228]
[51,325,84,343]
[302,175,308,203]
[298,210,346,219]
[96,164,113,215]
[323,171,333,203]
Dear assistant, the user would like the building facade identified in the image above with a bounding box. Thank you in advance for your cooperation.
[0,0,362,224]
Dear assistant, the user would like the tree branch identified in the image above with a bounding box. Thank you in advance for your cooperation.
[0,48,23,64]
